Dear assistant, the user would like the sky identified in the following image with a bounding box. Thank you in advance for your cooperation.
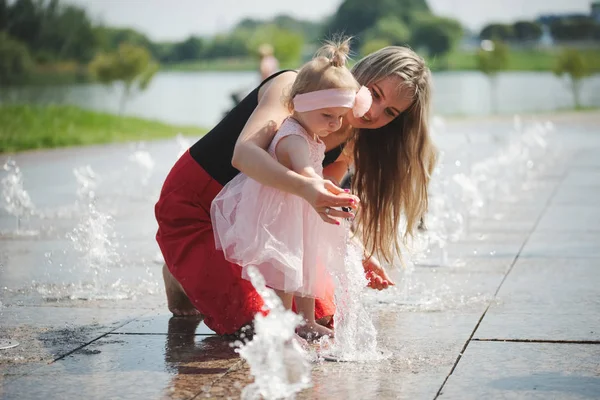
[64,0,596,41]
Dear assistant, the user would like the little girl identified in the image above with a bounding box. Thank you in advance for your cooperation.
[210,40,371,340]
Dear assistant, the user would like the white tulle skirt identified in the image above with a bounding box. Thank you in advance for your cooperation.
[211,173,347,299]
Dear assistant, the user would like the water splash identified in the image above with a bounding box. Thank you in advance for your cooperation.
[412,116,555,268]
[322,226,387,362]
[368,117,559,314]
[13,161,163,302]
[175,134,191,158]
[1,159,36,234]
[364,271,498,313]
[128,149,155,186]
[0,300,20,350]
[64,166,121,299]
[73,165,97,202]
[235,266,312,400]
[67,205,120,272]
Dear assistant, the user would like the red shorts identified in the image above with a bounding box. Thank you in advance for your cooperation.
[155,150,335,335]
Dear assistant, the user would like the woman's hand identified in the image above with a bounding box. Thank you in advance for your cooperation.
[299,176,359,224]
[363,255,395,290]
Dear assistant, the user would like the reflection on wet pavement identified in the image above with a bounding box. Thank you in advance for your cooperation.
[2,113,600,399]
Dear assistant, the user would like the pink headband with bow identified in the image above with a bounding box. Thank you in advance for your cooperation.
[293,86,372,118]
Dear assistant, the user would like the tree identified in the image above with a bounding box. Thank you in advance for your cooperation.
[40,4,97,62]
[327,0,430,38]
[204,33,249,59]
[94,26,153,52]
[479,23,515,41]
[360,38,392,57]
[6,0,97,63]
[550,17,596,41]
[363,16,410,46]
[513,21,543,41]
[271,15,324,43]
[236,18,262,31]
[476,40,509,114]
[6,0,42,46]
[0,0,8,32]
[0,32,33,86]
[149,42,177,63]
[89,44,159,114]
[553,48,591,109]
[234,16,317,60]
[411,16,463,61]
[171,36,204,62]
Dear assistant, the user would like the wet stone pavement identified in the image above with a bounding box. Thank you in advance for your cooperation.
[1,112,599,399]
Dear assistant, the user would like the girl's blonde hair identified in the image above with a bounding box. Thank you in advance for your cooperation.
[350,46,437,265]
[284,38,360,110]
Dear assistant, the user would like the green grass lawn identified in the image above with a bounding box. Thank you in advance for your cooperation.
[0,104,206,153]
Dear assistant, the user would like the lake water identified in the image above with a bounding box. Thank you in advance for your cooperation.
[2,70,600,128]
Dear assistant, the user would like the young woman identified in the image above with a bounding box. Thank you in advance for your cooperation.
[155,41,436,335]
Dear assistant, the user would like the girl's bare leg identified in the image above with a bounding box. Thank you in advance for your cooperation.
[274,289,294,310]
[316,315,333,328]
[294,296,334,340]
[272,290,311,346]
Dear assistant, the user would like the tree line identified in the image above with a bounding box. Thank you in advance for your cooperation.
[480,16,600,42]
[1,0,596,112]
[1,0,467,85]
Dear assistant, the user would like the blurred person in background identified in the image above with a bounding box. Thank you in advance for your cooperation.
[258,43,280,81]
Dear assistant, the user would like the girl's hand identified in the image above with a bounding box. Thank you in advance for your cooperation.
[363,255,395,290]
[300,177,359,224]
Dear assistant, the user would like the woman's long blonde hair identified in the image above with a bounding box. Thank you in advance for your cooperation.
[350,46,437,264]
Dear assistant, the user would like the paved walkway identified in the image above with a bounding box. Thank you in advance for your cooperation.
[1,112,599,399]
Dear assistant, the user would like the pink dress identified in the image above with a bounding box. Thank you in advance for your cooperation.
[210,118,346,299]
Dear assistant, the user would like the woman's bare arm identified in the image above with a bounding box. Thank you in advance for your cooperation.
[323,160,350,187]
[231,72,358,217]
[322,140,353,186]
[231,72,303,193]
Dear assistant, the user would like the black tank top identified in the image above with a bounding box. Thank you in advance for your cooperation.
[189,70,344,186]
